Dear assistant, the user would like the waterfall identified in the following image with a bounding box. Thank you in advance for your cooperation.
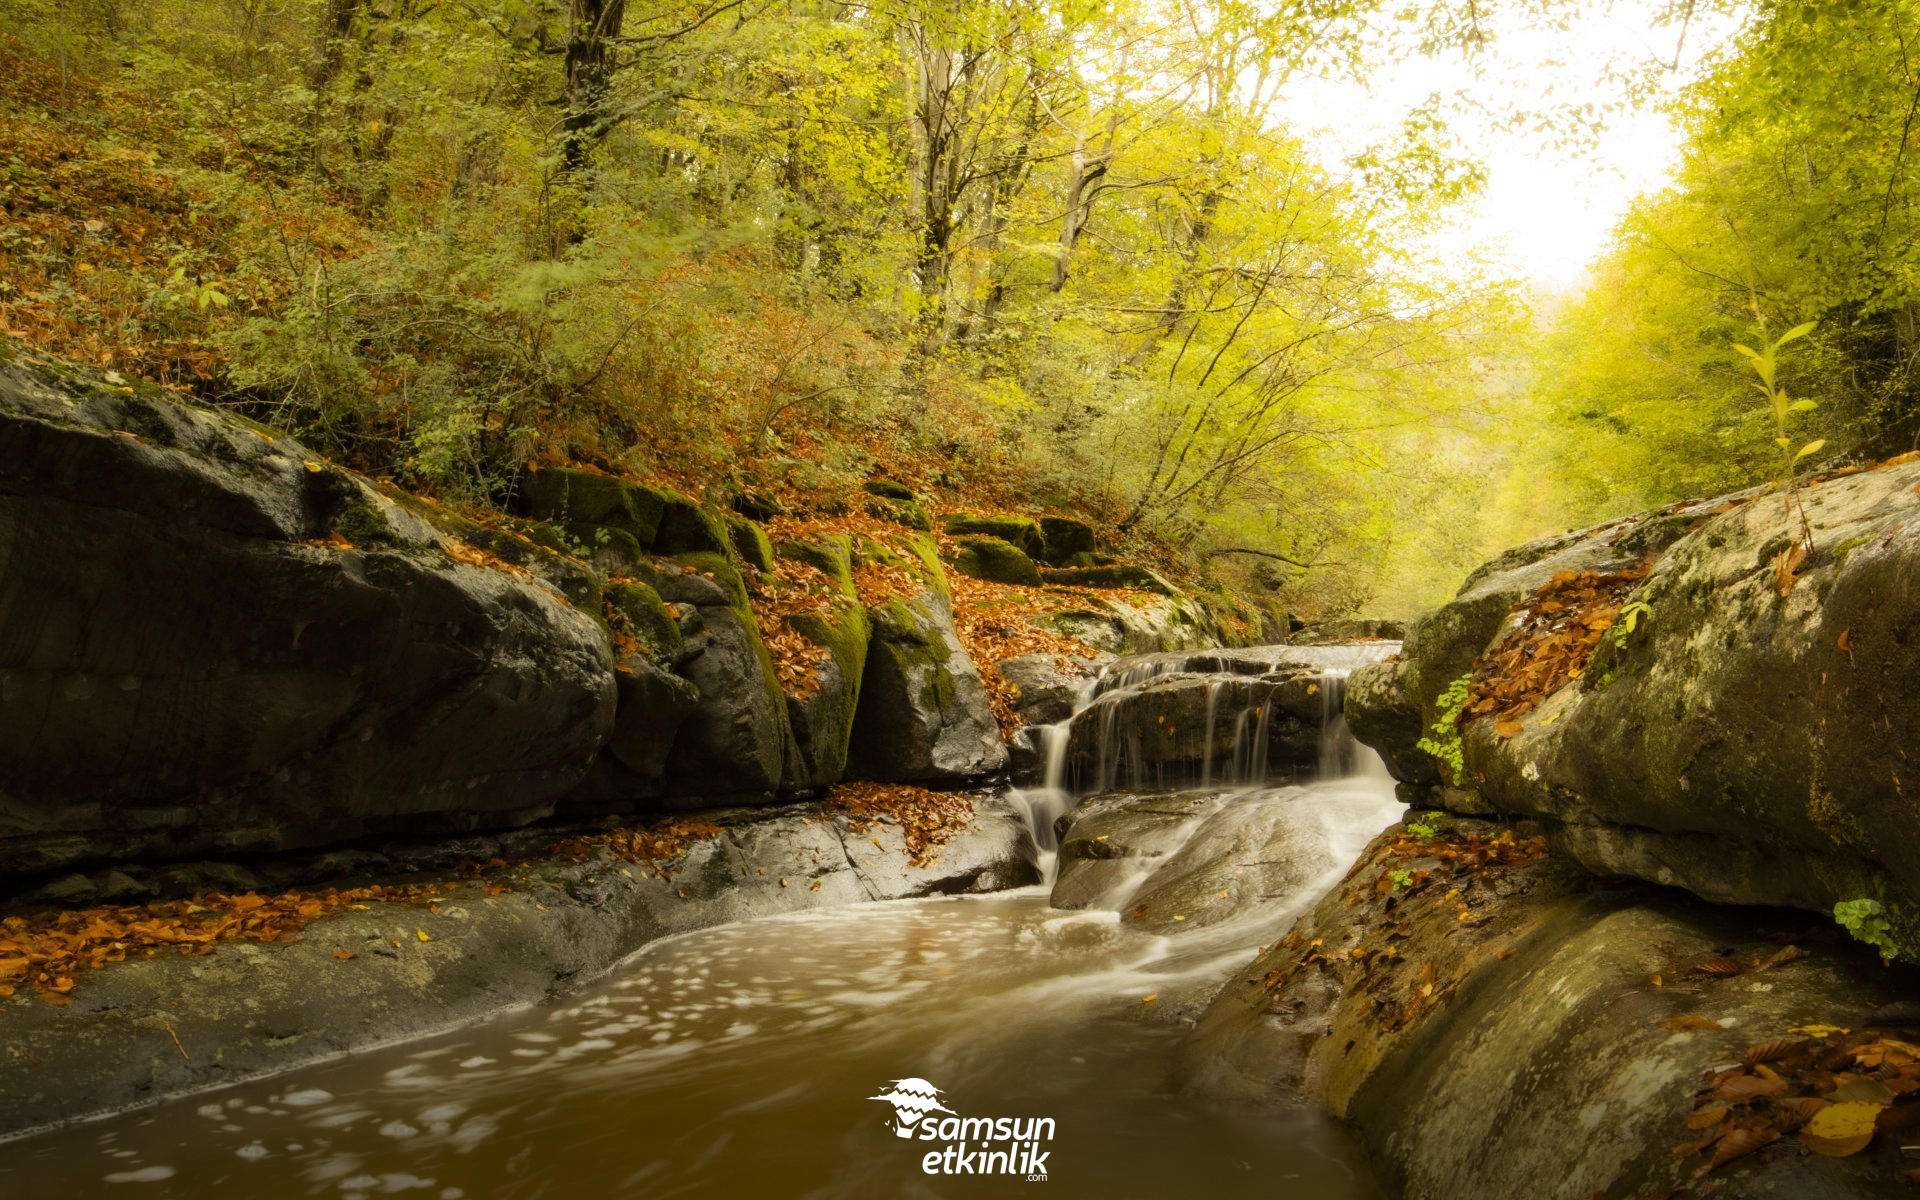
[1008,641,1398,878]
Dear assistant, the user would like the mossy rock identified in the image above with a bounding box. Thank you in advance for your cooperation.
[950,535,1041,586]
[605,579,683,663]
[863,478,919,502]
[653,490,730,557]
[940,512,1044,559]
[672,550,751,612]
[726,514,776,573]
[1040,563,1178,595]
[1038,515,1096,566]
[853,532,951,602]
[784,600,873,785]
[865,497,933,532]
[520,467,666,548]
[777,535,857,597]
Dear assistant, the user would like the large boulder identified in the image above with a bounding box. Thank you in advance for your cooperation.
[0,354,617,876]
[938,512,1045,559]
[995,652,1103,726]
[775,535,872,788]
[949,534,1042,585]
[650,555,800,804]
[845,536,1007,783]
[1350,464,1920,955]
[1178,818,1920,1199]
[1062,646,1392,792]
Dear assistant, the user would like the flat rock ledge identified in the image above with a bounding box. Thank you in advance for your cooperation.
[0,794,1038,1141]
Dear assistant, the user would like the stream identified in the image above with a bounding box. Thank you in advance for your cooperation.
[0,651,1402,1199]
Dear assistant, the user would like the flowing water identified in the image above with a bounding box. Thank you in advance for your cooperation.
[0,650,1403,1200]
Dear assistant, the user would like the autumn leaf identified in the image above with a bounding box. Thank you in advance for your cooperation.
[1802,1101,1883,1156]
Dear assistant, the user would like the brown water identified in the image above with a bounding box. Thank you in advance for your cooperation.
[0,779,1399,1200]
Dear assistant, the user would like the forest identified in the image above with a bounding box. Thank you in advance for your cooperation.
[11,3,1920,1197]
[13,0,1908,619]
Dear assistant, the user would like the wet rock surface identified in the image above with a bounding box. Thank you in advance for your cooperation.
[1178,818,1920,1200]
[1345,463,1920,951]
[0,355,617,877]
[0,793,1039,1140]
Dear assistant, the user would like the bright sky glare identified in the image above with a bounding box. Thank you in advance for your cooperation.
[1279,2,1750,291]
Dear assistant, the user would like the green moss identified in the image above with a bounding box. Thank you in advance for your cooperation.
[950,535,1041,585]
[778,536,857,596]
[673,550,751,612]
[1037,515,1096,565]
[521,468,666,547]
[920,662,958,711]
[1831,534,1872,566]
[654,489,730,556]
[863,478,918,501]
[1037,563,1178,595]
[334,502,394,545]
[939,512,1045,558]
[865,497,933,531]
[726,514,776,572]
[605,580,683,662]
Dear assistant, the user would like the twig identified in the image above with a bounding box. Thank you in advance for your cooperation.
[164,1022,189,1064]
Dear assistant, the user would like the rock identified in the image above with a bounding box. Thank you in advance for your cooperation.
[1351,498,1726,785]
[1038,515,1096,566]
[655,601,796,805]
[1007,726,1045,786]
[0,792,1040,1140]
[950,534,1041,585]
[993,652,1103,726]
[862,478,919,501]
[1062,647,1392,792]
[846,537,1007,784]
[727,484,787,522]
[725,513,775,572]
[781,538,873,787]
[1344,659,1435,785]
[939,512,1045,559]
[1352,465,1920,953]
[604,657,702,781]
[1052,792,1222,910]
[0,354,617,876]
[604,578,685,664]
[1067,674,1320,792]
[864,496,933,531]
[1039,562,1179,595]
[1178,821,1913,1199]
[518,466,728,559]
[1115,791,1334,933]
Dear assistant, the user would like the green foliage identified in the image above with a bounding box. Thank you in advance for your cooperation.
[1612,599,1653,649]
[1501,0,1920,536]
[1405,821,1438,841]
[1834,898,1899,963]
[1416,673,1473,786]
[1388,868,1416,892]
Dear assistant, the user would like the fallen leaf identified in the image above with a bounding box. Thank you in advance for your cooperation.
[1698,1124,1780,1177]
[1802,1100,1884,1156]
[1713,1074,1788,1102]
[1693,957,1745,977]
[1686,1103,1731,1130]
[1140,993,1158,1004]
[332,949,356,961]
[1494,721,1524,738]
[1744,1039,1797,1066]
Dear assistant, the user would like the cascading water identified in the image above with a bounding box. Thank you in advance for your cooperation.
[0,643,1405,1200]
